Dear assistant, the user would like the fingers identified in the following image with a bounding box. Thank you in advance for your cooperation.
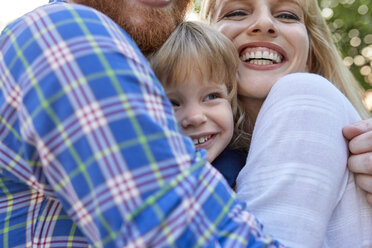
[343,125,365,140]
[343,119,372,140]
[351,156,372,207]
[355,174,372,196]
[348,152,372,174]
[348,131,372,154]
[367,193,372,207]
[345,118,372,207]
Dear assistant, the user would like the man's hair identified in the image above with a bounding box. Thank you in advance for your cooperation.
[149,21,250,150]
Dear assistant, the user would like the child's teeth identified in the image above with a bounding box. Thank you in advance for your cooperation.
[193,135,212,145]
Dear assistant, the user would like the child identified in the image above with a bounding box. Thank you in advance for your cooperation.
[149,21,249,187]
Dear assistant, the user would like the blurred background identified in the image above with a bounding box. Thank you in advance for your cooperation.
[320,0,372,111]
[0,0,45,31]
[1,0,371,110]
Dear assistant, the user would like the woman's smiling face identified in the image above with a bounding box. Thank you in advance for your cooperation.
[212,0,309,109]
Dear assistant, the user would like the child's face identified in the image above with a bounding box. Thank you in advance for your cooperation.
[165,73,234,163]
[212,0,309,109]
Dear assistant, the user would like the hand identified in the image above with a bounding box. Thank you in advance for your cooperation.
[343,119,372,206]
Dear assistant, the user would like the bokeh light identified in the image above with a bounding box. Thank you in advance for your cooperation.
[365,90,372,110]
[358,4,369,15]
[344,56,354,67]
[361,65,371,76]
[322,8,334,19]
[354,55,366,66]
[321,0,372,110]
[350,37,362,47]
[348,29,360,38]
[365,34,372,44]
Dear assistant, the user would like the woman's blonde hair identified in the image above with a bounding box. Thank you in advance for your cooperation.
[149,21,251,150]
[200,0,371,119]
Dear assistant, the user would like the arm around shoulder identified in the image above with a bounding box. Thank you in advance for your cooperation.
[236,73,361,247]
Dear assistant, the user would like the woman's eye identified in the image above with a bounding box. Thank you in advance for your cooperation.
[276,12,300,21]
[222,10,248,19]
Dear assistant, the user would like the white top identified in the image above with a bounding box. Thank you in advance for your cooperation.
[236,73,372,248]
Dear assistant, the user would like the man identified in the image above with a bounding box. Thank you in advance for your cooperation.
[0,0,282,246]
[0,0,371,247]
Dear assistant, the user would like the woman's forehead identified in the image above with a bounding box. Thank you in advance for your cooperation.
[215,0,303,8]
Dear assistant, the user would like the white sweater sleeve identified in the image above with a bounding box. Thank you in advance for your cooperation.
[236,73,362,247]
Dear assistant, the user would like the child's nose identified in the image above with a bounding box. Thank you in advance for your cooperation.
[180,108,207,128]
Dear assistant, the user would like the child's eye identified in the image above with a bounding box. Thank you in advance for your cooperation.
[204,93,220,101]
[222,10,248,19]
[276,12,300,21]
[169,99,180,107]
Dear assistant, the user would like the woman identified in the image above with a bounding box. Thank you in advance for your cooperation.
[200,0,372,247]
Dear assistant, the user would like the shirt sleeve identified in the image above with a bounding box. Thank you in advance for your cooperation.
[236,73,361,247]
[0,2,285,247]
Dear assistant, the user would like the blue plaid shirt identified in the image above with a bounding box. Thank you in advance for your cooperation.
[0,1,285,247]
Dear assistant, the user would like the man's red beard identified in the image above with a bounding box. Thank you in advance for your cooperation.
[74,0,191,56]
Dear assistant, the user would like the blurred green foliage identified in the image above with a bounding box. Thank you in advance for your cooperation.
[321,0,372,91]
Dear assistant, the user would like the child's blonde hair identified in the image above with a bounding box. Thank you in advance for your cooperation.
[149,21,250,150]
[200,0,371,119]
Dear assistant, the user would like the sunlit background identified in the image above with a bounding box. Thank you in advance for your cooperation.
[0,0,46,31]
[1,0,371,110]
[319,0,372,111]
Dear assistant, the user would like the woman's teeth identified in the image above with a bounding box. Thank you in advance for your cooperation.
[240,49,282,64]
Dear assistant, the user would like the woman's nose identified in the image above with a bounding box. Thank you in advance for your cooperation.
[247,9,278,37]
